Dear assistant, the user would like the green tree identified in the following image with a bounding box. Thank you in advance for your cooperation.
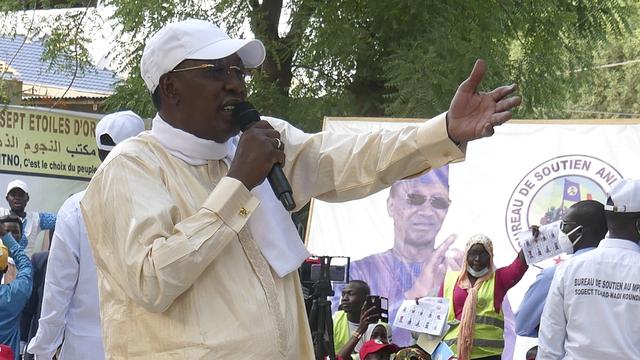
[1,0,637,129]
[565,8,640,119]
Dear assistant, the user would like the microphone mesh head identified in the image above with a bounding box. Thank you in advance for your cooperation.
[232,101,259,131]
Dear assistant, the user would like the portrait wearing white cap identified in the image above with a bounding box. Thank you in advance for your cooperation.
[140,19,265,144]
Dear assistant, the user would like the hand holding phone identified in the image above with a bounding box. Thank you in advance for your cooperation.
[365,295,389,323]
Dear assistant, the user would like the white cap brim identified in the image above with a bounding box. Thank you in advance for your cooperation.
[188,38,265,68]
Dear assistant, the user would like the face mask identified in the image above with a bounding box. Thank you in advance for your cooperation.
[467,266,489,278]
[558,225,583,254]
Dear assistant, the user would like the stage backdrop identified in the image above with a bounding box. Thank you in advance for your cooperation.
[306,117,640,359]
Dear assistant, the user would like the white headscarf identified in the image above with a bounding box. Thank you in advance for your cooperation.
[364,322,392,343]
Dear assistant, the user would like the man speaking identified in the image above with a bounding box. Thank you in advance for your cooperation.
[80,19,521,359]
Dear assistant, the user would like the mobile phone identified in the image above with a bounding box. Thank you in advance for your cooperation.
[366,295,389,323]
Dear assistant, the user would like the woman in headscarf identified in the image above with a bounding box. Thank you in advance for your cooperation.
[438,234,527,360]
[364,322,392,344]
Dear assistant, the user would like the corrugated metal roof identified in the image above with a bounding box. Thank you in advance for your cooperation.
[0,35,118,94]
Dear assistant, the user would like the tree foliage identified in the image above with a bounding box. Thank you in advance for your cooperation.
[565,8,640,119]
[1,0,637,129]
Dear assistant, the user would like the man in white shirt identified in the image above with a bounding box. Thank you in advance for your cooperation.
[0,180,56,257]
[26,111,145,360]
[538,178,640,359]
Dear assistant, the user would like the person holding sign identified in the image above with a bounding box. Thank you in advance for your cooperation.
[515,200,607,337]
[538,179,640,359]
[438,235,527,360]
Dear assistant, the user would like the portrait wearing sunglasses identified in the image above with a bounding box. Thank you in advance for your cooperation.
[341,167,463,346]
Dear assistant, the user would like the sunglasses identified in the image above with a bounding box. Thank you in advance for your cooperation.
[405,194,450,209]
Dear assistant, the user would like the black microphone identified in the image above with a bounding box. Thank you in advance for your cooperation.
[232,101,296,211]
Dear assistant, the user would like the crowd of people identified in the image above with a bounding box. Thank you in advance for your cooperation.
[0,17,637,360]
[330,187,640,360]
[0,111,144,360]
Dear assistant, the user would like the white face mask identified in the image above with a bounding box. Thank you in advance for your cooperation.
[467,266,489,278]
[558,225,583,254]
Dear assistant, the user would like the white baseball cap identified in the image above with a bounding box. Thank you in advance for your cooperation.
[95,111,146,151]
[140,19,266,92]
[605,179,640,213]
[5,180,28,196]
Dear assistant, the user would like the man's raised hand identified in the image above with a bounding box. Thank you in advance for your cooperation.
[446,59,522,143]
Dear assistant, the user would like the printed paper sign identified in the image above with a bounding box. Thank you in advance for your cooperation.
[518,221,570,265]
[393,297,449,336]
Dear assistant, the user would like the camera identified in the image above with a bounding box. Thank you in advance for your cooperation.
[365,295,389,323]
[300,255,350,284]
[300,256,351,359]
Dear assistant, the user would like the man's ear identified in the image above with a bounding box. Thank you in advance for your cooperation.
[25,193,29,203]
[387,195,395,217]
[158,74,179,106]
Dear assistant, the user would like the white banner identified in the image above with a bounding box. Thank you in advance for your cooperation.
[307,118,640,359]
[0,105,104,250]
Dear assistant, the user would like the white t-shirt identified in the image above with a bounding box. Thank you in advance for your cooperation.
[539,238,640,359]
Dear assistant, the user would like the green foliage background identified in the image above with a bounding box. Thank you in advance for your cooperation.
[1,0,639,131]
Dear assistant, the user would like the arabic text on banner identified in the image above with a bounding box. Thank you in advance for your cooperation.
[0,106,102,180]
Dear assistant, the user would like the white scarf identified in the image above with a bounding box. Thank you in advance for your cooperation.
[150,114,309,277]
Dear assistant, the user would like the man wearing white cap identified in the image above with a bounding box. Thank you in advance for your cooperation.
[538,179,640,359]
[0,180,56,257]
[26,111,145,360]
[80,19,521,359]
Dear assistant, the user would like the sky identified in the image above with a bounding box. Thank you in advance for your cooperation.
[0,3,293,77]
[0,6,120,71]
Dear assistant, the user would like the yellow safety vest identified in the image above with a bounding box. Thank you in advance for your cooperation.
[442,271,504,359]
[332,310,359,360]
[333,310,350,354]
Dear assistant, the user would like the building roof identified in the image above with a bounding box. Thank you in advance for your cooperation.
[0,34,118,97]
